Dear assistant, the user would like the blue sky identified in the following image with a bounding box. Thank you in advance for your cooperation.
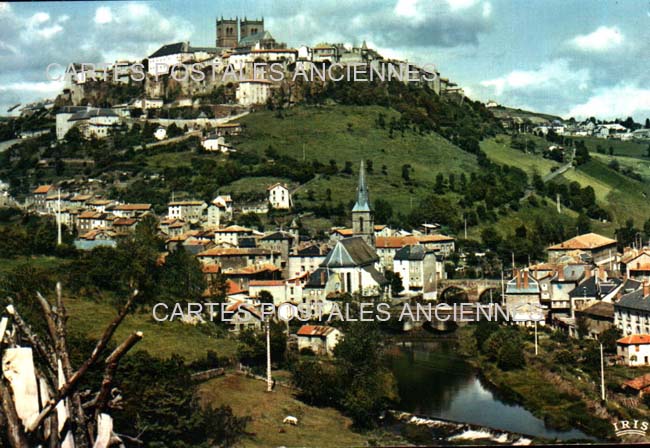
[1,0,649,120]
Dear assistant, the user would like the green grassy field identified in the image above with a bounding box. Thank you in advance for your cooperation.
[233,105,479,215]
[199,375,370,448]
[481,135,561,178]
[481,135,650,231]
[568,136,650,158]
[65,298,238,362]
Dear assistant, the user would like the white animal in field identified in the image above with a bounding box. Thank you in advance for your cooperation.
[283,416,298,425]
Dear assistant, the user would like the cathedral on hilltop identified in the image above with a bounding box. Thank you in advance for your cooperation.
[216,16,285,51]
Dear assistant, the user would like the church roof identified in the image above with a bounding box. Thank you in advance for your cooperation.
[322,237,378,268]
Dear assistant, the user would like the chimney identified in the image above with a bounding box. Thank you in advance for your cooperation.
[557,266,565,281]
[523,269,529,289]
[644,281,650,298]
[320,271,325,285]
[515,269,521,288]
[584,268,591,280]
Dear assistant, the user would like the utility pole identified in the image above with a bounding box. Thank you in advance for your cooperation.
[600,342,606,402]
[534,320,538,356]
[266,317,272,392]
[56,188,62,245]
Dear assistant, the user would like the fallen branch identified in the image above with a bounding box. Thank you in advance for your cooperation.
[26,290,139,433]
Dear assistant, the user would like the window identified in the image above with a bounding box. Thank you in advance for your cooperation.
[359,217,364,232]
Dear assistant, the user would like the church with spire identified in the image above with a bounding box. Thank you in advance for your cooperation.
[351,160,375,247]
[303,160,387,299]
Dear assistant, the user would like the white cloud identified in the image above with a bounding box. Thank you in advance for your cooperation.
[394,0,418,18]
[481,59,590,95]
[569,26,624,52]
[447,0,479,11]
[94,6,112,25]
[567,84,650,120]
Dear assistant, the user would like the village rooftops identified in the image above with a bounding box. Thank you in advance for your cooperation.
[576,301,614,320]
[261,231,294,241]
[113,203,152,211]
[249,280,285,287]
[196,247,276,257]
[148,42,191,58]
[33,185,55,194]
[548,233,617,251]
[617,334,650,345]
[112,218,137,227]
[214,225,253,233]
[297,325,337,337]
[375,235,451,249]
[222,264,280,275]
[168,200,205,206]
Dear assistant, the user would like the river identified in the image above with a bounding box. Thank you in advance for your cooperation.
[386,340,596,442]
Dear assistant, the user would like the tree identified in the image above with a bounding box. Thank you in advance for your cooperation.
[374,198,393,224]
[158,247,206,304]
[385,270,404,295]
[576,212,592,234]
[116,352,250,447]
[401,164,411,182]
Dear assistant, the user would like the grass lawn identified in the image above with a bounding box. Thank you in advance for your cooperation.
[144,150,196,170]
[0,256,66,275]
[236,105,479,215]
[568,136,650,158]
[65,298,238,362]
[592,152,650,182]
[481,135,561,178]
[199,374,368,448]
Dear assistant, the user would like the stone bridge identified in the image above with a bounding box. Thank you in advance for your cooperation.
[436,278,502,302]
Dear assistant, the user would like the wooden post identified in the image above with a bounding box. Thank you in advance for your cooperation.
[266,319,272,392]
[600,342,606,402]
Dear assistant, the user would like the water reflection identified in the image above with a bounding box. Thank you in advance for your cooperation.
[387,341,595,441]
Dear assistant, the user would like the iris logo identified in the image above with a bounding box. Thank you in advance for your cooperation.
[613,419,648,438]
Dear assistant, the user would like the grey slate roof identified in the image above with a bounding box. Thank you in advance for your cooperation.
[616,289,650,312]
[149,42,190,58]
[261,231,294,241]
[68,108,118,122]
[238,31,274,46]
[394,244,426,261]
[570,276,598,298]
[322,237,378,268]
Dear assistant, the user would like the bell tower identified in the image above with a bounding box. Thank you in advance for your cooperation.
[352,160,374,247]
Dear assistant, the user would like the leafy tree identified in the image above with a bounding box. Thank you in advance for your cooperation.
[115,352,250,447]
[401,164,411,182]
[292,360,342,406]
[159,247,206,304]
[384,270,404,295]
[374,198,393,224]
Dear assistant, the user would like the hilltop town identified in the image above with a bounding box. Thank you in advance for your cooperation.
[2,10,650,448]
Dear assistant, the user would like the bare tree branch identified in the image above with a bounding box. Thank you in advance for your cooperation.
[95,331,143,417]
[5,302,57,381]
[1,377,29,448]
[25,289,139,434]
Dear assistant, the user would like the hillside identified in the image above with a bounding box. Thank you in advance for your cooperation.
[488,106,563,124]
[480,135,650,235]
[231,105,478,217]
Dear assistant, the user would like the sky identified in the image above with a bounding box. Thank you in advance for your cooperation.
[1,0,649,121]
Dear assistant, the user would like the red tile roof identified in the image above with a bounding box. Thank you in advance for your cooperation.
[548,233,617,250]
[618,334,650,345]
[33,185,54,194]
[249,280,285,287]
[297,325,337,337]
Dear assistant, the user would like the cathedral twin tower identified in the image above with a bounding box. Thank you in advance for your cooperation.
[216,16,264,48]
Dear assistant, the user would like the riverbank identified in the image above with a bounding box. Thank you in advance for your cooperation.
[455,325,615,441]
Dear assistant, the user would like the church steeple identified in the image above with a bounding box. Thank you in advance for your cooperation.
[352,160,371,212]
[352,160,374,246]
